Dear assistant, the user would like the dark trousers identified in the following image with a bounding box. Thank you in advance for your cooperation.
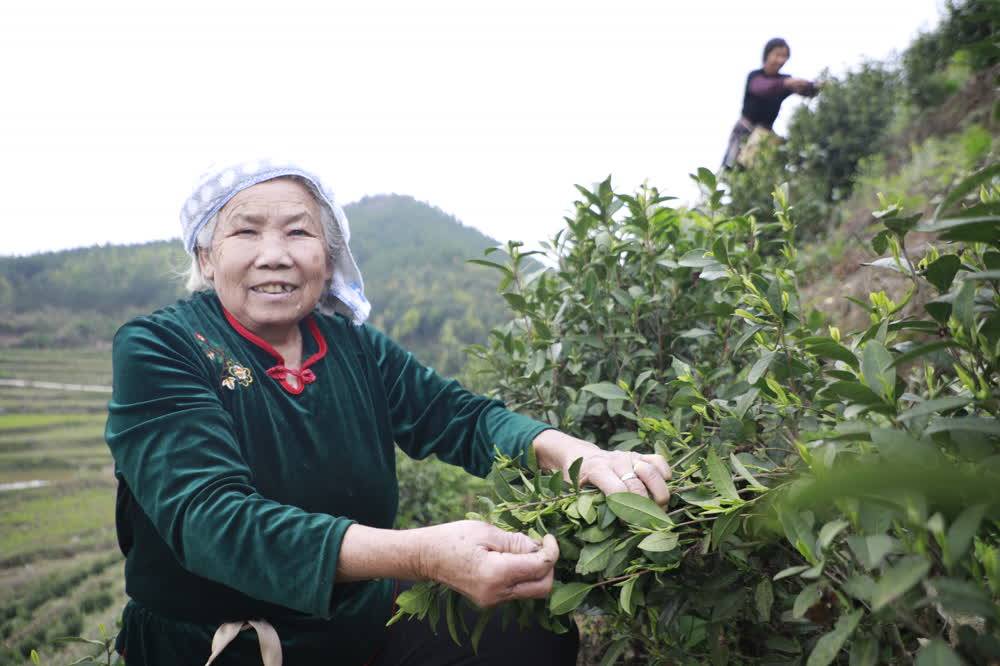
[370,585,579,666]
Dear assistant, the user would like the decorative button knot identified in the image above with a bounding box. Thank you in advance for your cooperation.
[266,366,317,385]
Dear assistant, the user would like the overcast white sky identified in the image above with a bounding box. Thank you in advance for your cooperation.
[1,0,945,257]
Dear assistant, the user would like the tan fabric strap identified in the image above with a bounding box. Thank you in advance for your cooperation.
[205,619,283,666]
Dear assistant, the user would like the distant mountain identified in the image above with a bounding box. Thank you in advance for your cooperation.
[0,194,509,376]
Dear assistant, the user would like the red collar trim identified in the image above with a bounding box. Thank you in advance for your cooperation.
[222,309,327,395]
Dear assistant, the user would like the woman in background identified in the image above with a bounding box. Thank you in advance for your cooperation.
[722,37,821,169]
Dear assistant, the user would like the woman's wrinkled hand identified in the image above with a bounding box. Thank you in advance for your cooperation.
[533,430,673,506]
[577,450,672,506]
[416,521,559,608]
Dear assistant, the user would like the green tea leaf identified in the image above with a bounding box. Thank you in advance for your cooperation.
[445,590,460,645]
[871,230,889,255]
[779,510,817,564]
[825,380,884,405]
[576,540,616,574]
[755,578,773,622]
[697,167,717,190]
[818,519,849,550]
[388,583,437,627]
[730,452,766,490]
[598,638,629,666]
[773,565,811,580]
[952,280,977,332]
[863,256,916,275]
[932,163,1000,220]
[470,609,491,654]
[679,327,715,339]
[916,215,1000,243]
[883,212,922,235]
[578,492,597,524]
[548,471,565,495]
[792,582,823,619]
[619,575,638,615]
[806,609,863,666]
[638,531,679,553]
[861,340,895,400]
[731,324,764,356]
[930,577,999,619]
[582,382,630,401]
[748,351,776,385]
[872,555,930,611]
[712,236,730,266]
[395,584,434,615]
[706,448,739,501]
[491,471,516,502]
[925,298,952,324]
[578,524,615,543]
[925,417,1000,436]
[569,457,583,491]
[502,292,528,311]
[466,258,514,277]
[549,582,593,614]
[53,637,106,646]
[606,492,674,529]
[426,589,441,632]
[849,636,879,666]
[889,340,964,368]
[914,640,964,666]
[945,504,986,565]
[766,635,802,654]
[923,254,963,293]
[847,534,895,570]
[766,277,784,316]
[720,416,744,442]
[669,385,707,407]
[678,249,716,268]
[805,339,860,369]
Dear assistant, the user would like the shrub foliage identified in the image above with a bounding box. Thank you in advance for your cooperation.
[394,165,1000,665]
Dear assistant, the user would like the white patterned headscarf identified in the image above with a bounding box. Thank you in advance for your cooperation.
[180,158,370,325]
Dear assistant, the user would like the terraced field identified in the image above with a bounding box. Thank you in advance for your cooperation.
[0,349,123,665]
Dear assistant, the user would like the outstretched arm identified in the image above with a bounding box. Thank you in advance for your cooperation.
[748,73,789,97]
[334,428,673,607]
[749,74,819,98]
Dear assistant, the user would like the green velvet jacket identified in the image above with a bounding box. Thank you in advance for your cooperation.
[105,292,550,664]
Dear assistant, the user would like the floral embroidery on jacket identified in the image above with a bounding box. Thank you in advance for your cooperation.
[194,332,254,390]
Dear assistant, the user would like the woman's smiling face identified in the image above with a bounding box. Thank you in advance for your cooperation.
[199,177,332,342]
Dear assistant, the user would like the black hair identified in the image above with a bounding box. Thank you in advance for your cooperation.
[763,38,790,63]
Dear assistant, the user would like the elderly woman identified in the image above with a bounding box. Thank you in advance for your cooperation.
[105,160,671,665]
[721,37,821,169]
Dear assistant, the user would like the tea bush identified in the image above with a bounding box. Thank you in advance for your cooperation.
[394,165,1000,664]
